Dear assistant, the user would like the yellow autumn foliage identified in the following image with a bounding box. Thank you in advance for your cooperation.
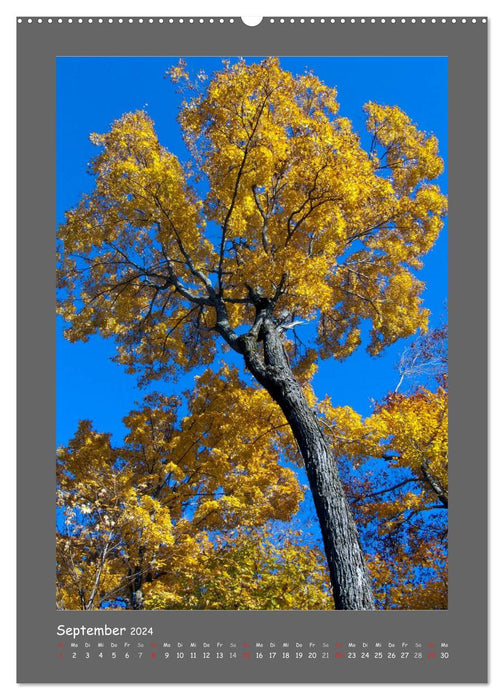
[58,58,446,382]
[56,364,314,610]
[57,58,448,611]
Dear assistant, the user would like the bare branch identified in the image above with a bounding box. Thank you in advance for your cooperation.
[350,477,422,505]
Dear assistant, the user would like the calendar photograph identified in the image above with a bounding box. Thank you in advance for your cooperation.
[56,54,448,613]
[18,16,487,684]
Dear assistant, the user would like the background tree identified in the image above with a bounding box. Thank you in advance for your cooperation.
[57,58,446,609]
[321,325,448,608]
[56,370,332,610]
[56,327,447,610]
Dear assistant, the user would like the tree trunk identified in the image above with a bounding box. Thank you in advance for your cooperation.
[242,316,375,610]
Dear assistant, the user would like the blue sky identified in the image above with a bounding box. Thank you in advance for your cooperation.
[56,56,447,447]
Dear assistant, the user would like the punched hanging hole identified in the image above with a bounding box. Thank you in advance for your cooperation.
[241,16,263,27]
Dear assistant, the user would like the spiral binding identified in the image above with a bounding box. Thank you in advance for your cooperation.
[17,17,488,25]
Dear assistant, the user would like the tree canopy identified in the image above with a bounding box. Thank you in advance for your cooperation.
[324,325,448,609]
[58,57,446,379]
[57,369,332,610]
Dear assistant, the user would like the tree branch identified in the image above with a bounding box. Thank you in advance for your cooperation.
[351,477,423,505]
[252,184,270,252]
[217,91,271,292]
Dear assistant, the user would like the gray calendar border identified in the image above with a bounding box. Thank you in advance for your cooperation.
[17,17,487,684]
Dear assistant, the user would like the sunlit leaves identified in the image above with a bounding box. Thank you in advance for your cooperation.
[56,364,309,610]
[56,58,448,611]
[321,370,448,609]
[58,58,447,382]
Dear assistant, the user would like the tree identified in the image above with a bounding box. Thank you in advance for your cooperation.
[57,57,446,609]
[56,370,332,610]
[56,330,447,610]
[321,325,448,608]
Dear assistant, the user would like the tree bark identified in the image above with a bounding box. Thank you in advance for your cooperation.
[241,316,375,610]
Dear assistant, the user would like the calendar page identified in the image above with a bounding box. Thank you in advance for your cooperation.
[17,15,487,684]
